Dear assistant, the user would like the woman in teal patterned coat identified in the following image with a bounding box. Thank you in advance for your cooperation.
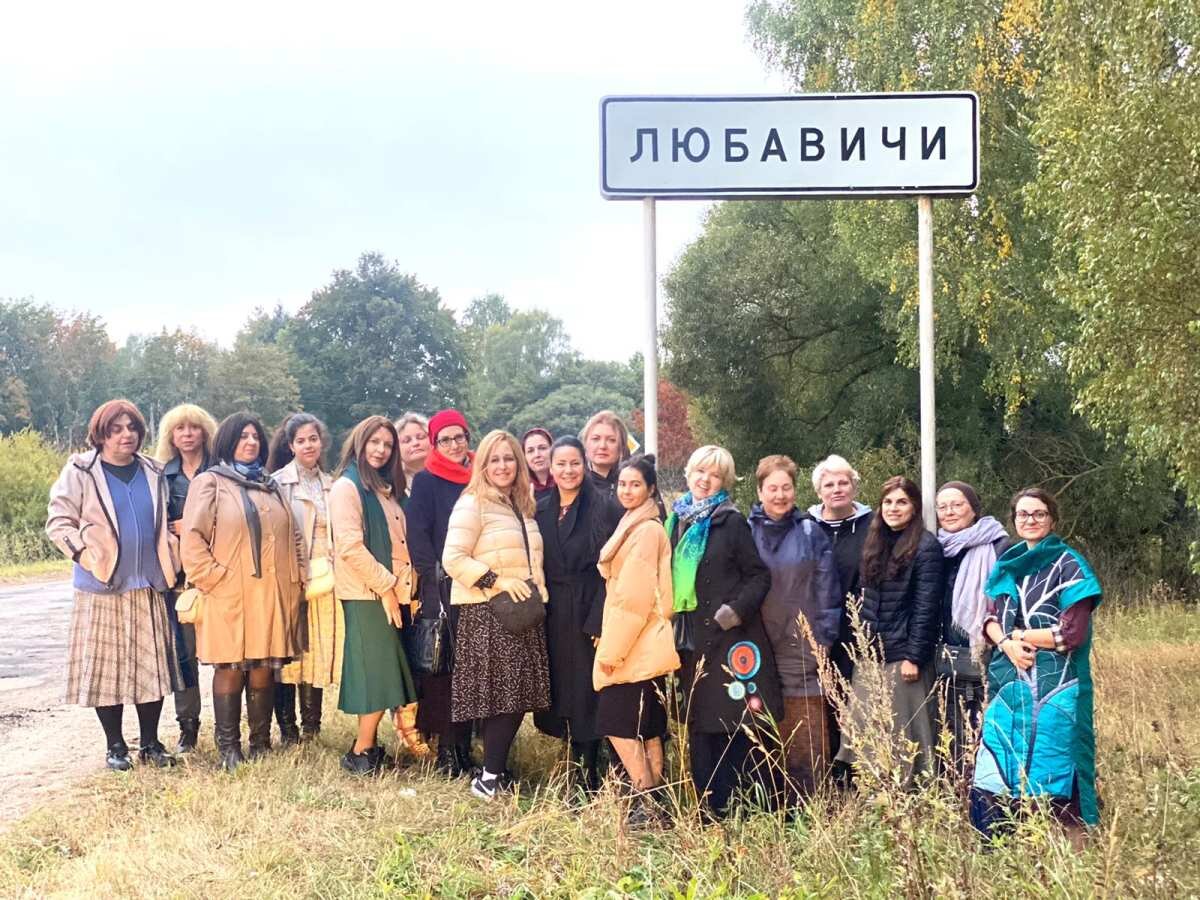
[971,488,1102,844]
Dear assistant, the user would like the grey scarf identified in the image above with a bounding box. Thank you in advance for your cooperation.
[938,515,1007,659]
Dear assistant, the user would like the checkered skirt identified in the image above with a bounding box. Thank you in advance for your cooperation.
[65,588,183,707]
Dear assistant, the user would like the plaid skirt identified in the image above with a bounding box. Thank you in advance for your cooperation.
[65,588,183,707]
[451,603,550,722]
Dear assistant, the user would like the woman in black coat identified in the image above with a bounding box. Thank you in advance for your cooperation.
[668,445,781,819]
[533,437,614,791]
[834,475,942,786]
[407,409,475,777]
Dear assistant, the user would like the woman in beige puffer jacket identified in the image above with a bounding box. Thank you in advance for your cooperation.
[442,429,551,801]
[594,454,679,814]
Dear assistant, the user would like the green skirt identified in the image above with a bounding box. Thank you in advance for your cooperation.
[338,599,418,715]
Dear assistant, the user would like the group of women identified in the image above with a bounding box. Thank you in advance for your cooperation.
[47,399,1102,840]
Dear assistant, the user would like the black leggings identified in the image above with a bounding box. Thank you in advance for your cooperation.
[95,699,164,749]
[481,712,524,774]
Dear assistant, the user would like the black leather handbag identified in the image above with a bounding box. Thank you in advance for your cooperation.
[487,502,545,635]
[934,643,986,682]
[673,610,696,653]
[404,566,454,675]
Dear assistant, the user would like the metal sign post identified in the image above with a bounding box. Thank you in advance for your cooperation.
[601,92,978,500]
[643,197,658,457]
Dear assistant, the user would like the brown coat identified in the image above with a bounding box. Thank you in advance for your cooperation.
[594,499,679,690]
[442,491,546,605]
[180,467,303,665]
[272,460,334,573]
[46,449,179,586]
[328,476,413,604]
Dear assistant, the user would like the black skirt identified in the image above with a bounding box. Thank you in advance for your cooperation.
[595,678,668,740]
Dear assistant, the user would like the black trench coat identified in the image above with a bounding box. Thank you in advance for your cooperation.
[533,482,618,742]
[672,503,782,735]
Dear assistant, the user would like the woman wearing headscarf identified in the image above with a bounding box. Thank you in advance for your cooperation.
[407,409,476,775]
[522,427,556,497]
[533,436,611,792]
[972,488,1102,846]
[268,412,339,744]
[153,402,217,753]
[934,481,1009,775]
[47,399,183,770]
[330,415,424,774]
[668,445,780,819]
[835,476,942,786]
[180,411,304,771]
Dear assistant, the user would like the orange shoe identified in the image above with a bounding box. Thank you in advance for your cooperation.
[394,703,431,757]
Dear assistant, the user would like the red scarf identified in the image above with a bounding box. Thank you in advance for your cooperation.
[425,448,473,485]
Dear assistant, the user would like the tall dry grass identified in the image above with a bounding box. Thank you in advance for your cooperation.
[0,594,1197,898]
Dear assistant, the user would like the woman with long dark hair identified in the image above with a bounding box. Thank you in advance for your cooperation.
[835,476,942,785]
[533,436,611,792]
[180,411,304,771]
[268,412,339,744]
[330,415,425,774]
[595,454,679,826]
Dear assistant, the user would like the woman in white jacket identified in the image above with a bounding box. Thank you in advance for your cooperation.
[443,429,550,801]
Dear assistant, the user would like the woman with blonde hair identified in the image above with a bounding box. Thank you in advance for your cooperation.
[580,410,631,495]
[395,412,431,495]
[153,402,218,752]
[330,415,425,775]
[443,429,550,801]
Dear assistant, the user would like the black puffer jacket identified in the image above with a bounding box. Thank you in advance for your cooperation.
[860,529,943,665]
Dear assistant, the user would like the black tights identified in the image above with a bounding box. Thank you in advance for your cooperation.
[212,667,272,696]
[95,699,165,749]
[481,712,524,774]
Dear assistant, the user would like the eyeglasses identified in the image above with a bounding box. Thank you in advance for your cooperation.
[935,501,969,514]
[1015,510,1051,523]
[436,433,469,448]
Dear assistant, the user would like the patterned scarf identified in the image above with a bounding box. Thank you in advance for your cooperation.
[232,459,265,482]
[664,489,729,613]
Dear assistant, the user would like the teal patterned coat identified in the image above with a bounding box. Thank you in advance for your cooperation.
[972,535,1103,824]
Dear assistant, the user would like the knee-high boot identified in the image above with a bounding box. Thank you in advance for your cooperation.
[298,684,323,741]
[274,682,300,746]
[246,686,274,759]
[212,692,245,772]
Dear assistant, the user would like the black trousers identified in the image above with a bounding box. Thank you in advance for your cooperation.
[689,729,776,817]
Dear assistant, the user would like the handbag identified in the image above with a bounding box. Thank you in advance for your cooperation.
[673,610,695,653]
[175,587,204,625]
[306,556,335,600]
[406,606,452,675]
[935,642,985,682]
[487,501,546,635]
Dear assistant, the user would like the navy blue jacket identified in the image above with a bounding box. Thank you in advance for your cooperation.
[407,469,466,619]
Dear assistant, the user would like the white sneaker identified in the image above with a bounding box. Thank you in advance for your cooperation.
[470,773,498,801]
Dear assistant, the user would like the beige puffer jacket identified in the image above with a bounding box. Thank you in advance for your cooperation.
[442,491,546,605]
[594,498,679,689]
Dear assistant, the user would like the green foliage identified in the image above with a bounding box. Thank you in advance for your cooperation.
[285,252,467,434]
[1029,0,1200,495]
[0,430,65,562]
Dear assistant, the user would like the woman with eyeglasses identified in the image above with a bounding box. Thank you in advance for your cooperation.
[971,488,1102,846]
[933,481,1009,776]
[406,409,477,776]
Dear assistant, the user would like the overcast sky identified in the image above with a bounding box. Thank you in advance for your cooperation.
[0,1,785,361]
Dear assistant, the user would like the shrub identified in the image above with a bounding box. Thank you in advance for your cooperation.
[0,430,65,562]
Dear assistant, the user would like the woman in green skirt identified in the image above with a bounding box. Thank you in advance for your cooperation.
[330,415,424,775]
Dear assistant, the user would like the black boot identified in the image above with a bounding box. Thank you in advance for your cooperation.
[139,740,177,768]
[246,686,274,759]
[434,742,463,777]
[454,742,477,778]
[212,693,245,772]
[176,718,200,753]
[570,739,601,795]
[273,682,300,746]
[298,684,323,741]
[106,740,132,772]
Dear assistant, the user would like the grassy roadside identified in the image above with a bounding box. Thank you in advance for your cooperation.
[0,559,70,584]
[1,601,1197,898]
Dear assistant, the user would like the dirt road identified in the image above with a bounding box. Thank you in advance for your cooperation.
[0,578,200,828]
